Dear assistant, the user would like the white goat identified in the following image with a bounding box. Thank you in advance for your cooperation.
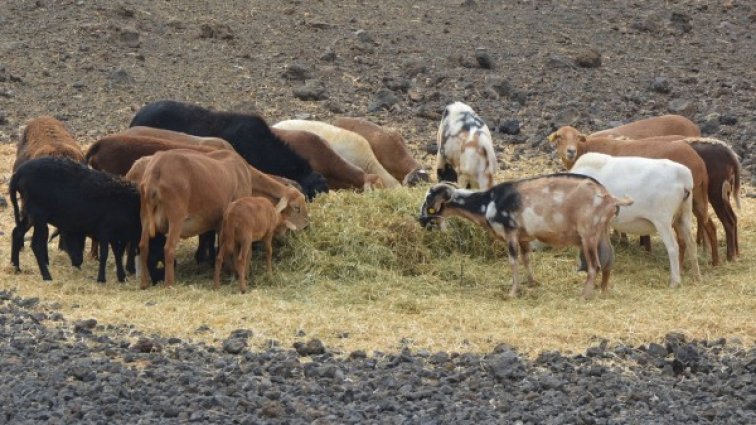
[435,102,497,189]
[570,153,701,287]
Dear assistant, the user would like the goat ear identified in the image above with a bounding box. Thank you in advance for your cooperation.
[275,197,288,213]
[578,134,587,143]
[283,220,297,231]
[547,131,559,143]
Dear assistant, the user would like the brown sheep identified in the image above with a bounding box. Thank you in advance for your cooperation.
[589,114,701,140]
[123,126,234,150]
[333,117,429,186]
[272,128,383,191]
[14,116,85,171]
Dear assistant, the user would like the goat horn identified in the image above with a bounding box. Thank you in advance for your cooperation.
[275,197,288,213]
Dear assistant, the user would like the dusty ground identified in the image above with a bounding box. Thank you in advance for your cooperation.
[0,0,754,177]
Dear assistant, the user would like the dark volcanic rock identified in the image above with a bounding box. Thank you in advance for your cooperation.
[0,295,753,424]
[650,76,672,94]
[475,47,494,69]
[575,49,601,68]
[368,89,399,112]
[293,81,328,101]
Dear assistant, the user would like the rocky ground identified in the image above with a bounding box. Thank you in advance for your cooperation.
[1,1,755,422]
[2,291,754,424]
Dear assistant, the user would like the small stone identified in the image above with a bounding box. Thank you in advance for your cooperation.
[668,98,696,115]
[320,47,336,62]
[108,68,134,86]
[118,28,140,48]
[497,119,520,135]
[719,114,737,125]
[74,318,97,333]
[701,113,721,135]
[475,47,494,69]
[670,12,692,34]
[545,53,575,69]
[650,77,672,94]
[199,21,234,40]
[355,29,374,44]
[575,49,601,68]
[223,338,247,355]
[282,63,312,81]
[294,338,326,356]
[383,76,410,92]
[349,350,367,359]
[293,81,328,101]
[133,338,162,353]
[368,89,399,112]
[0,196,7,209]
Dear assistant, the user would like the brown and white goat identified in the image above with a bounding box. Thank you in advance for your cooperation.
[435,102,497,189]
[14,116,85,171]
[272,128,383,191]
[333,117,429,186]
[419,176,632,299]
[213,196,296,293]
[548,126,720,266]
[123,126,234,150]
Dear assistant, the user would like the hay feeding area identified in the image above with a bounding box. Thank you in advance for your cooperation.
[1,151,754,357]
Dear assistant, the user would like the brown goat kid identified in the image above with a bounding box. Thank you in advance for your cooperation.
[333,117,429,186]
[14,116,85,171]
[272,128,383,191]
[548,126,719,266]
[86,135,219,176]
[213,196,296,293]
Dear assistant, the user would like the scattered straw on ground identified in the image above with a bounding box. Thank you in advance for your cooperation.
[2,162,753,357]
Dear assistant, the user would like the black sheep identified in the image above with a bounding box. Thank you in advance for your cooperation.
[10,157,160,283]
[129,100,329,200]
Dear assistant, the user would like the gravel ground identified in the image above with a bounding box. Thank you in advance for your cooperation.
[2,291,754,424]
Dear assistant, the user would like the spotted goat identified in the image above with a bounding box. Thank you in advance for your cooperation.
[419,175,632,299]
[435,102,497,189]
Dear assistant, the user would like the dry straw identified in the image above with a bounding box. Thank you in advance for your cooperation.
[1,176,754,357]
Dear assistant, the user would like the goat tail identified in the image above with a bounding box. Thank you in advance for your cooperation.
[9,172,22,226]
[733,164,741,210]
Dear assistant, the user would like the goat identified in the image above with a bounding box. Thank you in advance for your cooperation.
[590,114,701,140]
[419,176,632,299]
[135,149,308,289]
[570,153,700,287]
[548,125,719,266]
[435,102,497,189]
[213,196,297,293]
[333,117,429,186]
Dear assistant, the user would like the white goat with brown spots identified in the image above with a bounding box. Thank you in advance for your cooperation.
[419,175,632,299]
[435,102,497,189]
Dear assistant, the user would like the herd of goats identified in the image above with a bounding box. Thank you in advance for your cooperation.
[8,100,742,299]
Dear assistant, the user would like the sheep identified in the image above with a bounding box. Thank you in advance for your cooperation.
[10,157,141,283]
[548,125,720,266]
[213,196,297,293]
[86,134,219,176]
[333,117,429,186]
[570,153,700,287]
[590,114,701,140]
[122,126,234,150]
[272,128,384,191]
[418,176,633,299]
[13,116,85,171]
[435,102,498,189]
[272,120,401,188]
